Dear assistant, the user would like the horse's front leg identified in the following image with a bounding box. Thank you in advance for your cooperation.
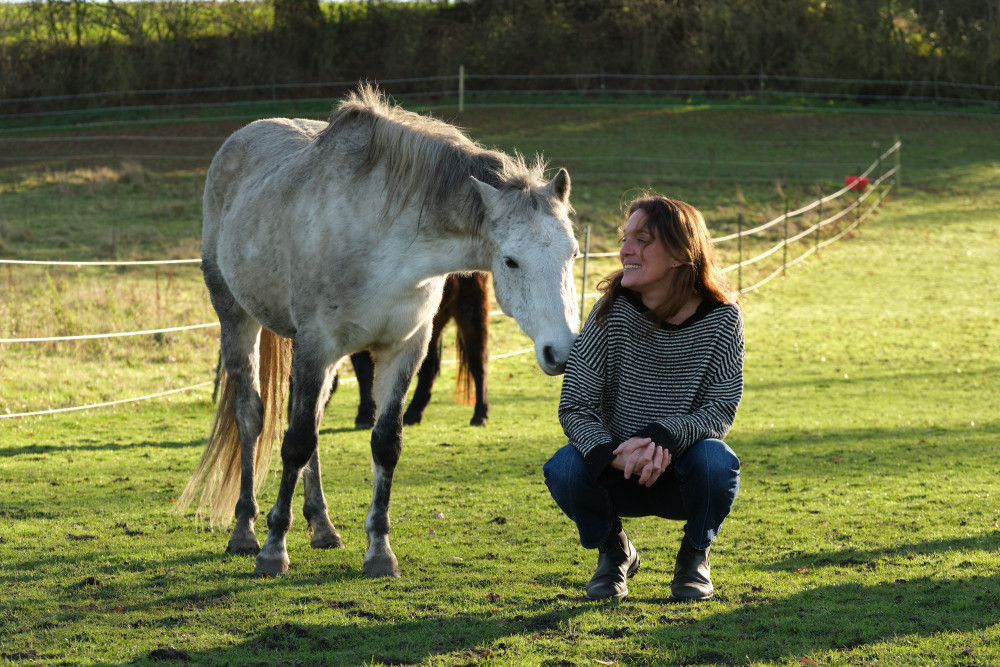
[365,332,429,577]
[256,343,336,577]
[301,447,345,549]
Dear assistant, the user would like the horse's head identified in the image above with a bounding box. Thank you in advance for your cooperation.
[472,168,579,375]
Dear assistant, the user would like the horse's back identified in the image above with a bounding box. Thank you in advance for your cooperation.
[204,118,328,231]
[202,118,336,335]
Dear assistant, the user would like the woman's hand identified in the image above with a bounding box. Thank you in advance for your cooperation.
[611,437,672,487]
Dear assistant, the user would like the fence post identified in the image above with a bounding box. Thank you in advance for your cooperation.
[894,134,901,190]
[856,171,862,231]
[737,212,743,293]
[816,196,822,256]
[458,65,465,113]
[781,198,789,278]
[579,225,590,328]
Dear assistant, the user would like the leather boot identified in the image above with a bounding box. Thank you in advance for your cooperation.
[669,537,713,601]
[585,527,640,600]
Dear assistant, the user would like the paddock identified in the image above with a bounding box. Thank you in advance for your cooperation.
[1,102,997,665]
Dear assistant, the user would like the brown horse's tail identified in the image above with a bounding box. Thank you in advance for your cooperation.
[177,329,292,527]
[451,272,490,406]
[453,334,475,406]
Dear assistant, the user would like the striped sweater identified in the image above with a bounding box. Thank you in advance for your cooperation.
[559,289,745,480]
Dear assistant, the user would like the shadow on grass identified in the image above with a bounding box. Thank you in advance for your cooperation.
[650,572,1000,665]
[641,535,1000,665]
[108,601,598,666]
[759,534,1000,571]
[0,437,205,458]
[87,569,1000,666]
[743,365,1000,395]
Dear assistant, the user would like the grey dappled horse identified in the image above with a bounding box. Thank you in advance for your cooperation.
[179,86,579,577]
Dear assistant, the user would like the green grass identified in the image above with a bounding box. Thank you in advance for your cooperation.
[1,104,999,665]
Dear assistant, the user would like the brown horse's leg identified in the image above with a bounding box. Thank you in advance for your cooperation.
[403,276,456,425]
[351,352,376,429]
[402,315,447,425]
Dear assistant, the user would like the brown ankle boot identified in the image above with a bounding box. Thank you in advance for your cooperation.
[669,537,713,602]
[585,528,640,600]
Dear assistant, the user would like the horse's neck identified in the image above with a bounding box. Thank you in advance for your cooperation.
[404,233,490,279]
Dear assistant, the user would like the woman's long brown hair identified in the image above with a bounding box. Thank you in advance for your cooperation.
[593,194,740,328]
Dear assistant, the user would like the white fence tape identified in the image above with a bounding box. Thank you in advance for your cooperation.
[1,140,899,417]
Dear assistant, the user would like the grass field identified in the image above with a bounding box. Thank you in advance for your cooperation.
[1,102,999,666]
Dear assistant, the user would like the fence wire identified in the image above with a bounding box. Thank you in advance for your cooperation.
[1,136,900,418]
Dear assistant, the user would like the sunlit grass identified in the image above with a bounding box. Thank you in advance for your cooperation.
[1,105,999,665]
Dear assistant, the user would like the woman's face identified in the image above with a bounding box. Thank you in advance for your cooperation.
[619,208,679,308]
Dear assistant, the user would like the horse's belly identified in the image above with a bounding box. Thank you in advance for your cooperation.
[322,277,445,355]
[216,244,296,337]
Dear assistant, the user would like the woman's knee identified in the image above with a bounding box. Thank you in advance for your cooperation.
[678,439,740,485]
[543,444,591,498]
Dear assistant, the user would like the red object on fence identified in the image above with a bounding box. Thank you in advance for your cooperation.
[845,176,869,190]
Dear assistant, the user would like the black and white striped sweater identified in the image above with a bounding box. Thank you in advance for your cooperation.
[558,289,745,480]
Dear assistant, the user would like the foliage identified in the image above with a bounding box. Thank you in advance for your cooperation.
[2,0,1000,113]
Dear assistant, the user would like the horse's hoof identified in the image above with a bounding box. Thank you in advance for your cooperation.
[469,416,487,427]
[311,532,345,550]
[402,412,422,426]
[354,418,374,430]
[363,555,400,577]
[226,535,261,556]
[255,553,290,578]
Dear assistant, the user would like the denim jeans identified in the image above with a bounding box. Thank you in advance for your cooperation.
[543,439,741,550]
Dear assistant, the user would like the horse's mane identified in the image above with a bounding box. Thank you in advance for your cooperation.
[319,84,552,231]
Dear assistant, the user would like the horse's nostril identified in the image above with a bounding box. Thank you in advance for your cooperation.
[543,345,557,368]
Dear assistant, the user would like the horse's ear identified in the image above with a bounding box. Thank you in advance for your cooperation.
[469,175,499,204]
[550,168,571,204]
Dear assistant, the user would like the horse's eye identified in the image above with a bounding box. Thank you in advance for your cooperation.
[504,257,519,269]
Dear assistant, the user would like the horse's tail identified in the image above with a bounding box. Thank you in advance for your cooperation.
[451,272,490,406]
[453,333,474,406]
[177,329,292,526]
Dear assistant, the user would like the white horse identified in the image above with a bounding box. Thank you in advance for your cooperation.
[179,86,579,577]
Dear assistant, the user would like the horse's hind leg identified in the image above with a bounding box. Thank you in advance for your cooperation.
[366,331,431,576]
[256,337,336,576]
[205,260,266,556]
[301,447,344,549]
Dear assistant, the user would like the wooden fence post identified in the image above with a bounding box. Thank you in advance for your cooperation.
[816,196,822,256]
[781,198,789,278]
[579,225,590,328]
[737,212,743,293]
[458,65,465,113]
[894,134,901,190]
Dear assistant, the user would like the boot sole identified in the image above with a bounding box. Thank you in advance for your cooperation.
[668,591,713,603]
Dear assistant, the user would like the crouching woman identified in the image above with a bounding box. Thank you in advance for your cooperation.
[544,194,744,602]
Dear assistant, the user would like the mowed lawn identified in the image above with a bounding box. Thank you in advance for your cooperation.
[0,105,998,666]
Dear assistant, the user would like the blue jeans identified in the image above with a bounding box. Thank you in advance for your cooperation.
[543,440,740,550]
